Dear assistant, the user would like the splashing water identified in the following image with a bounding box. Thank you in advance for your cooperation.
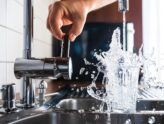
[87,28,141,113]
[123,11,126,51]
[138,45,164,100]
[76,25,164,118]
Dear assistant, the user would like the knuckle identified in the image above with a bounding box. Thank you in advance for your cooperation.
[76,30,82,36]
[48,4,52,10]
[46,23,50,29]
[73,30,81,36]
[53,1,61,8]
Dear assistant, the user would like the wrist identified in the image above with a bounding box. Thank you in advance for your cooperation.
[83,0,97,12]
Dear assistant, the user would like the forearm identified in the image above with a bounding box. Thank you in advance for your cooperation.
[85,0,117,12]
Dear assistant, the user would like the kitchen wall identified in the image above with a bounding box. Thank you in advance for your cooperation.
[87,0,142,52]
[0,0,54,99]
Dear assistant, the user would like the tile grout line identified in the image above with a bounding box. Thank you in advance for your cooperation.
[0,61,14,63]
[33,38,52,46]
[0,25,22,35]
[14,0,23,6]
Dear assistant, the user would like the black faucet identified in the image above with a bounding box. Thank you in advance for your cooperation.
[118,0,129,12]
[14,0,72,108]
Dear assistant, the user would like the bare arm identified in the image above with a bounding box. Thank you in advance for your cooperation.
[47,0,117,41]
[87,0,117,11]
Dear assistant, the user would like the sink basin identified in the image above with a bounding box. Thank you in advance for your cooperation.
[6,111,164,124]
[57,98,164,112]
[9,112,109,124]
[1,97,164,124]
[56,98,104,111]
[1,102,164,124]
[11,112,56,124]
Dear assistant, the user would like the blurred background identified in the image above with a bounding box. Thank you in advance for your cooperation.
[0,0,164,97]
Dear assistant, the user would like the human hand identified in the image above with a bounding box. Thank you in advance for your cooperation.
[47,0,94,41]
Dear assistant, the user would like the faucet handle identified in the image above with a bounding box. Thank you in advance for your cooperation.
[1,83,16,112]
[61,34,70,58]
[118,0,129,12]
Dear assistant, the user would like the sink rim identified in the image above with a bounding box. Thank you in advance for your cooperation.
[55,98,104,111]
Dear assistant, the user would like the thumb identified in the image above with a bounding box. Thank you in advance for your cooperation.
[69,19,86,41]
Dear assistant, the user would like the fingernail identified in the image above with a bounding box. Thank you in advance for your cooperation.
[69,33,76,42]
[61,34,65,40]
[59,33,65,40]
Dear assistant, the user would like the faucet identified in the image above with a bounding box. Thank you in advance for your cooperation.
[18,0,34,108]
[118,0,129,51]
[14,0,72,108]
[118,0,129,12]
[14,34,72,80]
[14,0,128,108]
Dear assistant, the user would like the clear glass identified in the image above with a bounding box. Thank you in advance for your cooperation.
[111,66,139,113]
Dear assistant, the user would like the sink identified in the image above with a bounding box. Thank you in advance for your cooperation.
[56,98,104,111]
[1,91,164,124]
[1,99,164,124]
[9,112,109,124]
[11,113,56,124]
[57,98,164,112]
[5,111,164,124]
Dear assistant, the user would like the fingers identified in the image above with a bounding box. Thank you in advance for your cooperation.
[47,3,65,40]
[47,2,87,41]
[69,18,86,41]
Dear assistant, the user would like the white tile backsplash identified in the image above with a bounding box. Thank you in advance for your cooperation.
[6,29,20,62]
[0,63,6,99]
[0,63,7,83]
[0,0,7,26]
[0,27,6,61]
[34,17,52,45]
[6,62,22,98]
[34,0,49,23]
[32,39,52,58]
[14,0,23,5]
[6,0,23,33]
[6,63,20,84]
[0,0,53,96]
[18,35,24,58]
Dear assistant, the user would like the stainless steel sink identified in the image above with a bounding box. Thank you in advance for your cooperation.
[1,93,164,124]
[56,97,164,112]
[56,98,104,111]
[7,111,164,124]
[9,112,110,124]
[1,100,164,124]
[10,112,56,124]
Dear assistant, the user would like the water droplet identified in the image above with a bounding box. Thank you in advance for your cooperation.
[91,106,96,111]
[85,71,89,75]
[91,74,95,79]
[152,108,156,111]
[92,71,96,74]
[75,77,79,79]
[124,119,132,124]
[79,68,85,75]
[95,114,99,120]
[78,109,85,113]
[148,116,156,124]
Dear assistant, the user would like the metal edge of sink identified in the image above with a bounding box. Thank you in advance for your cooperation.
[2,109,164,124]
[55,97,164,111]
[1,85,164,124]
[55,98,104,111]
